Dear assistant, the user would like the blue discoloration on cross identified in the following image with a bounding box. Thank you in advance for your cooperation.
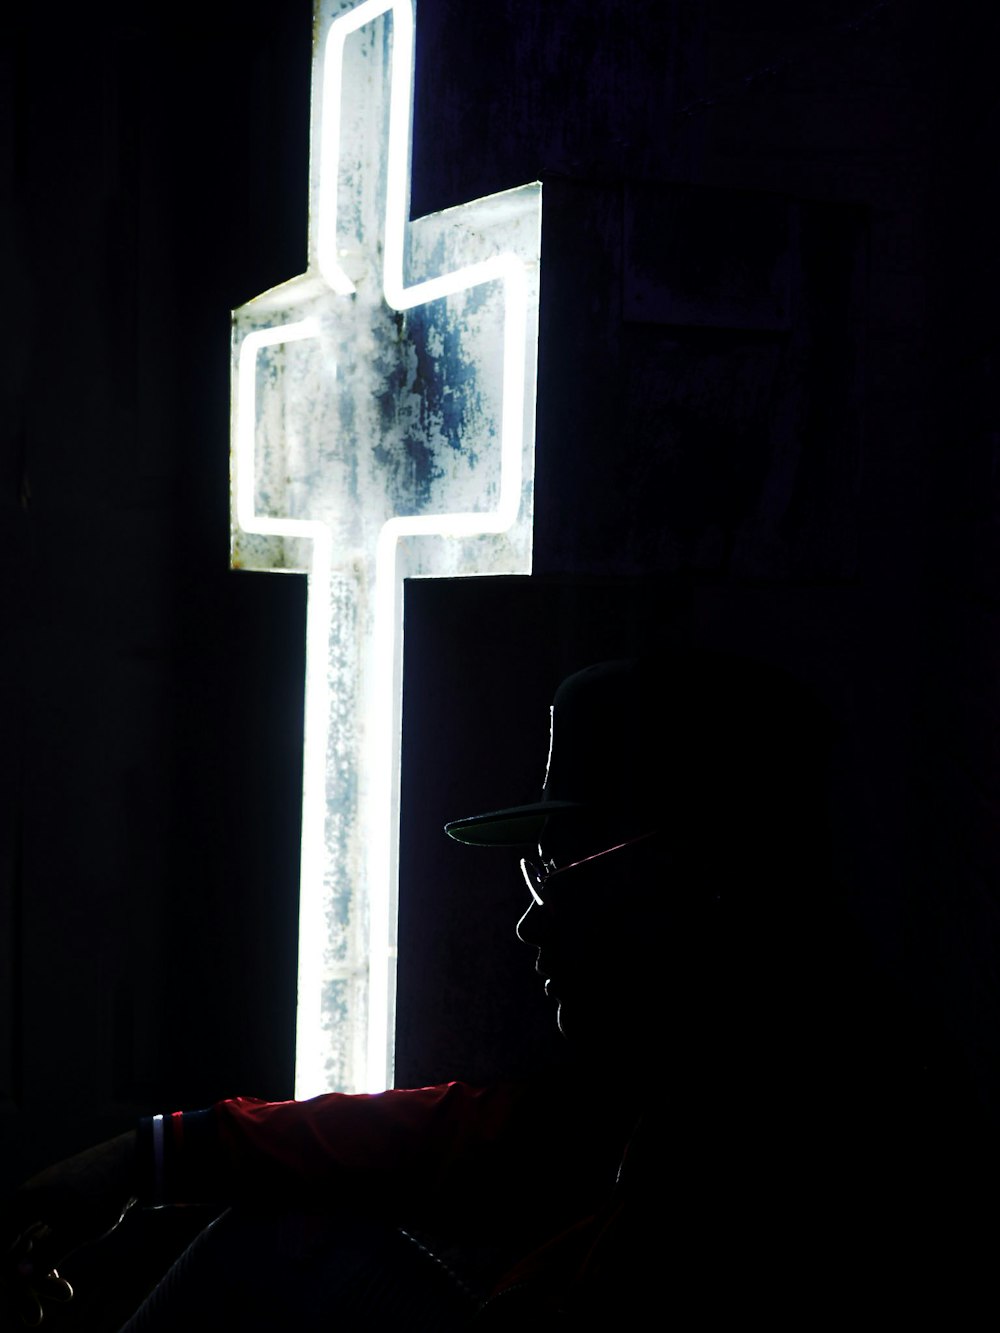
[230,0,541,1095]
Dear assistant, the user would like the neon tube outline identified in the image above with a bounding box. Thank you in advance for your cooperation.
[232,0,536,1094]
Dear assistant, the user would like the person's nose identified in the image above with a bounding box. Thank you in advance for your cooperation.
[516,899,548,947]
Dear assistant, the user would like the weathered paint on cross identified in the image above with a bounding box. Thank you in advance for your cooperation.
[230,0,541,1095]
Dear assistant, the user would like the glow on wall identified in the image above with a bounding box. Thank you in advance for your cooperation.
[230,0,541,1096]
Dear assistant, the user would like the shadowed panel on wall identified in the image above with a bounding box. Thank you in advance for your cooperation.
[533,179,866,582]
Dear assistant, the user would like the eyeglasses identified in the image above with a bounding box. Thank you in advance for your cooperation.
[519,831,657,908]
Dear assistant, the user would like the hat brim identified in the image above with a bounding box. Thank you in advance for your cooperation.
[444,800,583,847]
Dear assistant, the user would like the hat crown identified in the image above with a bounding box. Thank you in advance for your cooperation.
[445,651,831,848]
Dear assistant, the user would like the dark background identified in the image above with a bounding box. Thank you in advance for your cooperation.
[1,0,997,1308]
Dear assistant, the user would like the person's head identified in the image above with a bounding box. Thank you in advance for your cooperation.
[446,651,834,1060]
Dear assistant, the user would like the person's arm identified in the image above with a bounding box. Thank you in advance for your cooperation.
[137,1081,542,1216]
[4,1073,625,1323]
[4,1081,533,1266]
[4,1086,495,1328]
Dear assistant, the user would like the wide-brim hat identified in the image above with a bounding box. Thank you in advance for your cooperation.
[444,651,830,849]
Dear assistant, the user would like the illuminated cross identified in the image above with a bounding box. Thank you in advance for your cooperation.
[230,0,541,1096]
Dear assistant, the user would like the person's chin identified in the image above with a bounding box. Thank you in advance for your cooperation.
[555,993,634,1050]
[554,998,601,1045]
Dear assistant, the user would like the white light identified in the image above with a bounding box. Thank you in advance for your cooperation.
[230,0,541,1096]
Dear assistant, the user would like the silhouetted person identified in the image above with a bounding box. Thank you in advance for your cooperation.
[1,651,959,1328]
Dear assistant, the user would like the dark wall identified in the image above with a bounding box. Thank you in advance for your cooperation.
[2,0,998,1200]
[1,0,315,1183]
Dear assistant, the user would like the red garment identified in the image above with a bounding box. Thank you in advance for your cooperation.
[141,1077,644,1323]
